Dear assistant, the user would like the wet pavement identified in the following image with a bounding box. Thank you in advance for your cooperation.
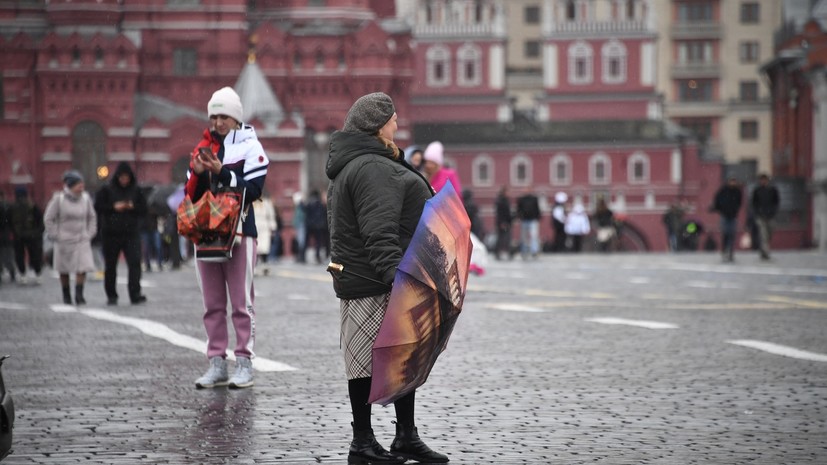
[1,251,826,464]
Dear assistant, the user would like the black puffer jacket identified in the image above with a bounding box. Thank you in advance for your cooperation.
[326,131,432,299]
[94,162,148,235]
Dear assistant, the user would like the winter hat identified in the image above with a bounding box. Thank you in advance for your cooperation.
[423,141,444,166]
[207,86,244,123]
[342,92,395,134]
[554,192,568,204]
[62,169,84,188]
[403,145,422,163]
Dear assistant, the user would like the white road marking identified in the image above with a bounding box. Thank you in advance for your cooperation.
[486,303,545,312]
[585,317,679,329]
[629,277,651,284]
[727,339,827,363]
[0,302,30,310]
[51,305,297,372]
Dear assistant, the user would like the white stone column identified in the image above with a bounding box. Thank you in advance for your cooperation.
[811,70,827,251]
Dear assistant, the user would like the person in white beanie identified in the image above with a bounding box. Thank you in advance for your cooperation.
[551,191,568,252]
[187,85,269,390]
[422,141,461,194]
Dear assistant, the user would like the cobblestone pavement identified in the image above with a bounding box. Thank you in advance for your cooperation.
[1,251,826,464]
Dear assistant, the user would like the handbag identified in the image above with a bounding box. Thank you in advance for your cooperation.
[177,187,247,262]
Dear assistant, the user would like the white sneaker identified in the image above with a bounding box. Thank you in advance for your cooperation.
[228,357,254,389]
[195,357,229,389]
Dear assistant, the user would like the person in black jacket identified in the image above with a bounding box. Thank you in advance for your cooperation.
[494,186,513,260]
[516,191,541,259]
[712,177,743,262]
[751,173,780,260]
[326,92,448,464]
[94,162,148,305]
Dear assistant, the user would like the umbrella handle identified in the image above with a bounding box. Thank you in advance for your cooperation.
[327,262,391,289]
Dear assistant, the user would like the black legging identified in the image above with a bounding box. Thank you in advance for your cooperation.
[349,377,415,430]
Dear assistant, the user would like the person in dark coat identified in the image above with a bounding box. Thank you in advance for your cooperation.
[326,92,448,464]
[304,189,328,264]
[751,173,780,260]
[0,191,17,284]
[94,162,148,305]
[8,186,44,284]
[516,191,541,259]
[712,177,743,262]
[494,186,513,260]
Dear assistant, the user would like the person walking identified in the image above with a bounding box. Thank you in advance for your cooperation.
[662,202,685,252]
[564,203,590,252]
[326,92,449,464]
[8,187,44,284]
[516,191,541,259]
[252,194,277,275]
[188,86,269,390]
[494,187,513,260]
[0,191,16,285]
[551,192,568,252]
[304,189,328,265]
[712,177,743,262]
[94,162,148,304]
[292,192,306,263]
[593,197,615,253]
[751,173,780,260]
[43,170,97,305]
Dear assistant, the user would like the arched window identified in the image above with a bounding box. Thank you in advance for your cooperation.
[315,50,325,71]
[94,47,104,68]
[627,151,650,184]
[72,121,107,190]
[601,40,627,84]
[511,153,532,187]
[568,41,593,84]
[589,152,611,185]
[457,43,482,87]
[550,153,572,186]
[426,45,451,87]
[472,154,494,187]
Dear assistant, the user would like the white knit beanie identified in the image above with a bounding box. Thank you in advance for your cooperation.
[423,141,444,166]
[207,87,244,123]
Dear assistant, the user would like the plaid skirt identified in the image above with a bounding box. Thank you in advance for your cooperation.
[340,293,390,380]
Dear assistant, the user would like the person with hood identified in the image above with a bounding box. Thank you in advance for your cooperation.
[44,170,97,305]
[94,161,148,304]
[403,145,424,171]
[187,86,269,390]
[422,141,461,194]
[326,92,449,464]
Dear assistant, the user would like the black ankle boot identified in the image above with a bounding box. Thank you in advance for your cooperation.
[348,425,405,464]
[75,285,86,305]
[62,286,72,304]
[390,423,449,463]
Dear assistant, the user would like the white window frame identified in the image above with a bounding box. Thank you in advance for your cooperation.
[627,151,650,184]
[511,153,532,187]
[568,41,593,85]
[550,153,572,186]
[457,43,482,87]
[601,40,627,84]
[426,45,451,88]
[589,152,611,185]
[472,154,494,187]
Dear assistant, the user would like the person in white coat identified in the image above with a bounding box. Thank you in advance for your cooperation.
[43,170,97,305]
[564,203,590,253]
[253,195,277,275]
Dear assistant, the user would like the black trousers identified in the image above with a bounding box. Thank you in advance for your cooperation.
[13,236,43,275]
[102,232,143,301]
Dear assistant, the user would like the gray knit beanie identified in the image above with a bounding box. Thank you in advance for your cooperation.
[342,92,395,134]
[62,169,84,188]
